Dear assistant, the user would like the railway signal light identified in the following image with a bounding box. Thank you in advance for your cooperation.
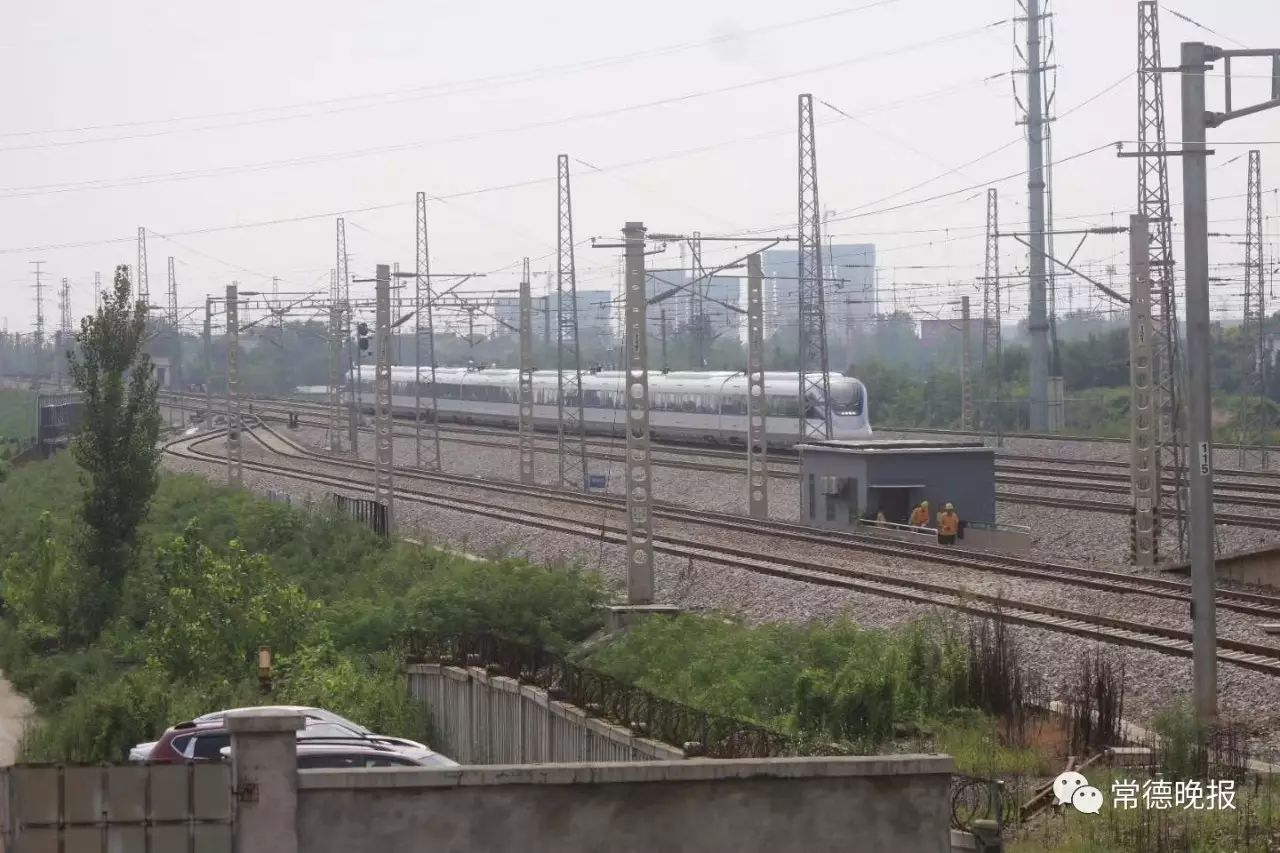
[357,322,370,353]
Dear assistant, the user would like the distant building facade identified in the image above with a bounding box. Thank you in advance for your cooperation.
[762,244,877,346]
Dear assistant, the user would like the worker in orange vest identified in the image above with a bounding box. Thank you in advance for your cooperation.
[937,503,960,545]
[908,500,930,529]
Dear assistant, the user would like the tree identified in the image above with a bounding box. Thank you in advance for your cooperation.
[68,265,161,636]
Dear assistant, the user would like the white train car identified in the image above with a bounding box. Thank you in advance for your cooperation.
[355,367,871,446]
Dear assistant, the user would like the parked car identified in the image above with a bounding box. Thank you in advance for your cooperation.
[130,705,446,766]
[218,739,459,769]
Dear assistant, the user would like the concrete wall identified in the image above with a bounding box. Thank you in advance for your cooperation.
[408,663,685,764]
[296,756,956,853]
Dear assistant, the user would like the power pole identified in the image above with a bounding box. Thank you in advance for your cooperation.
[1178,38,1280,723]
[136,227,150,313]
[982,189,1003,444]
[1021,0,1050,431]
[94,271,101,314]
[961,296,974,432]
[272,276,279,300]
[1138,0,1188,560]
[30,261,45,379]
[518,257,536,486]
[659,307,669,371]
[203,297,213,428]
[1129,216,1158,568]
[373,264,394,533]
[797,93,832,440]
[327,268,344,453]
[167,257,180,404]
[1240,149,1268,469]
[556,154,588,490]
[689,232,705,368]
[338,218,357,453]
[55,278,70,387]
[746,252,769,520]
[225,283,242,487]
[415,191,441,471]
[622,221,654,603]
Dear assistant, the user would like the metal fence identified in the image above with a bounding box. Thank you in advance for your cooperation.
[409,634,795,759]
[0,762,233,852]
[329,493,388,536]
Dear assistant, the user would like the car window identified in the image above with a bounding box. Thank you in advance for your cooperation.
[297,752,418,769]
[191,733,231,760]
[170,735,193,756]
[299,722,362,740]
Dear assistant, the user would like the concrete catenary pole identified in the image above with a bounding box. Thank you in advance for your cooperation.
[226,283,242,487]
[1024,0,1050,431]
[518,257,536,486]
[623,221,654,603]
[746,252,770,520]
[1179,41,1216,721]
[373,264,394,533]
[960,296,973,433]
[203,297,213,428]
[1128,216,1157,568]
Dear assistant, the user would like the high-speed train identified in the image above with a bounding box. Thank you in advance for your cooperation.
[353,367,871,446]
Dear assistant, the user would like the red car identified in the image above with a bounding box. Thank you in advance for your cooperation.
[146,716,376,763]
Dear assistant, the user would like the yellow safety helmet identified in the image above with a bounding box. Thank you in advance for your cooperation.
[944,502,954,511]
[921,500,929,507]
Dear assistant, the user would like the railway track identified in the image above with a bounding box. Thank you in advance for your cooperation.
[159,392,1280,517]
[163,424,1280,676]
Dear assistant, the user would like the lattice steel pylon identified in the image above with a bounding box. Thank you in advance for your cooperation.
[415,192,441,471]
[167,257,178,326]
[1240,150,1269,469]
[555,154,588,490]
[1138,0,1188,559]
[981,189,1003,441]
[136,227,150,311]
[338,217,357,452]
[797,93,832,441]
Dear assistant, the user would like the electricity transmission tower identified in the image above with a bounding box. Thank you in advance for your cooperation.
[415,191,441,471]
[30,261,45,378]
[1137,0,1189,558]
[556,154,588,490]
[982,188,1002,438]
[136,227,150,311]
[1240,149,1268,468]
[56,278,70,385]
[797,93,832,441]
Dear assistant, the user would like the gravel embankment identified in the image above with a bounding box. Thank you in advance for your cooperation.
[163,424,1280,758]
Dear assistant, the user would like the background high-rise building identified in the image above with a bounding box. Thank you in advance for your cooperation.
[762,244,876,347]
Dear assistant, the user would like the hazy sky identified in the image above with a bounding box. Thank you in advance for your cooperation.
[2,0,1278,336]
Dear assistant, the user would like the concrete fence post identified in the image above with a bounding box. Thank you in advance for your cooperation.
[227,709,304,853]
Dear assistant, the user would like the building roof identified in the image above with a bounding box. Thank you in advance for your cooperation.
[796,439,992,457]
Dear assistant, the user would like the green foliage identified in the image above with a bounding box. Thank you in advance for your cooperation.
[1,512,84,649]
[0,389,34,444]
[0,453,607,763]
[1151,705,1208,781]
[137,525,318,683]
[590,614,977,751]
[68,265,161,637]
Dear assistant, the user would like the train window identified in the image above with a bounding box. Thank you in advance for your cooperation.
[831,383,864,416]
[583,390,605,408]
[770,396,800,419]
[721,395,747,416]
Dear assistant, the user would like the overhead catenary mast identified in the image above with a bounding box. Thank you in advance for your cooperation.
[556,154,589,490]
[1240,149,1268,469]
[1020,0,1050,431]
[1137,0,1189,558]
[797,93,832,441]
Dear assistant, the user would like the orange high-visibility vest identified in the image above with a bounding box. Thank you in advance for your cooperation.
[938,512,959,536]
[909,506,929,526]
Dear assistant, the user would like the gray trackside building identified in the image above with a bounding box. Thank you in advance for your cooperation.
[797,439,997,532]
